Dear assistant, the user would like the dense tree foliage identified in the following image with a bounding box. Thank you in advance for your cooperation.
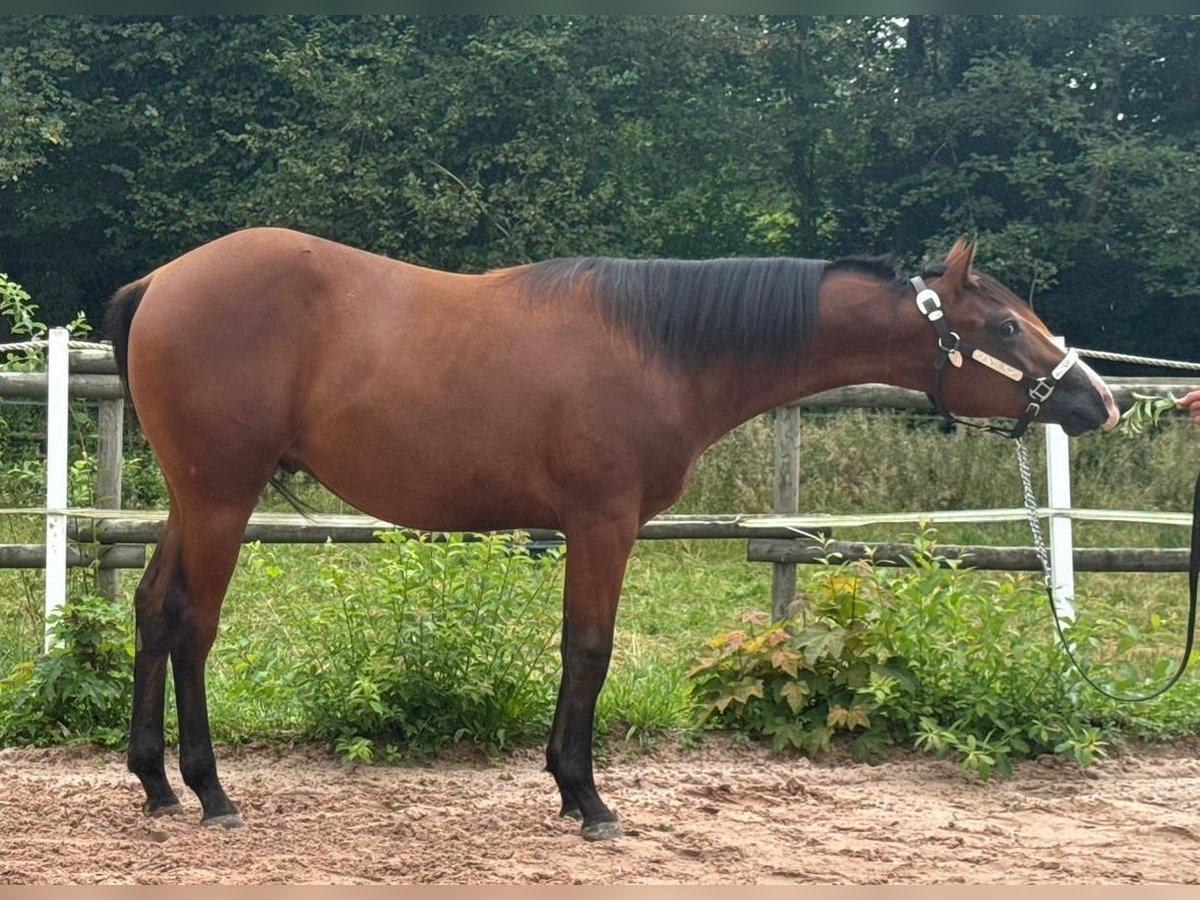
[1,15,1197,366]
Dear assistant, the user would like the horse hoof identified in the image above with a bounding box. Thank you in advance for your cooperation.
[143,801,183,818]
[581,820,623,842]
[560,807,583,822]
[201,812,244,829]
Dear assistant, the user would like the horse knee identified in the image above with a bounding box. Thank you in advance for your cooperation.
[132,613,170,656]
[566,632,612,667]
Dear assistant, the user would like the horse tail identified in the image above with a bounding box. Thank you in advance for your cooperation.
[103,277,150,414]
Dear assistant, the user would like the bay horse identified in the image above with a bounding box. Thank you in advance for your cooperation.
[104,228,1118,840]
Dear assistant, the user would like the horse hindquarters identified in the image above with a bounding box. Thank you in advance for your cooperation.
[121,330,290,823]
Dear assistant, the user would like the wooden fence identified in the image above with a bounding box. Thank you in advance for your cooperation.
[2,337,1197,638]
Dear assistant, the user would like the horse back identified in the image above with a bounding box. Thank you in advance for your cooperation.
[116,228,698,530]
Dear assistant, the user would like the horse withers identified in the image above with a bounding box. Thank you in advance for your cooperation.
[104,229,1118,840]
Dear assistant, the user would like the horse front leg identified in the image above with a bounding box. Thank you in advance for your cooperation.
[547,615,581,821]
[545,517,637,841]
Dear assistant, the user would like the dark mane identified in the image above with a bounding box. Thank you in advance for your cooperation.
[518,256,828,367]
[823,254,1027,307]
[825,254,904,284]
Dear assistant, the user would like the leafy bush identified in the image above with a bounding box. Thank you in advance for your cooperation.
[689,529,1134,778]
[289,532,564,760]
[1,272,44,346]
[689,582,916,762]
[0,593,134,746]
[873,530,1111,778]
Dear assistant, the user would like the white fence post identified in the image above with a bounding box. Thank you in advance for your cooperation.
[44,327,70,650]
[1045,336,1076,623]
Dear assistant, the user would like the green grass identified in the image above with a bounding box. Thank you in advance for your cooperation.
[1,408,1199,760]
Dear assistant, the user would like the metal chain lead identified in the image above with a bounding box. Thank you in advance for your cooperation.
[1015,438,1053,593]
[1015,437,1199,703]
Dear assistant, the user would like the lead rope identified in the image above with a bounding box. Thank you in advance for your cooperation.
[1015,437,1199,702]
[1015,439,1052,592]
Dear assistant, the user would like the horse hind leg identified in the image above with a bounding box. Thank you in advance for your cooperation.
[169,502,258,827]
[127,495,257,827]
[127,516,185,817]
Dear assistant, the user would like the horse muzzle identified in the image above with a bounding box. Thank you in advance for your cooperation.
[1045,358,1120,436]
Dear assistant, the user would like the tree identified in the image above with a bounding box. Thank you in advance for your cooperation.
[0,19,80,186]
[0,15,1196,365]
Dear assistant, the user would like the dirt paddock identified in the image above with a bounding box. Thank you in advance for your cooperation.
[2,736,1200,884]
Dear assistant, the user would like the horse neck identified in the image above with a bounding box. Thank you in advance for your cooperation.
[686,273,937,442]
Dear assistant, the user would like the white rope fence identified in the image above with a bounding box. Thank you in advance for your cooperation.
[6,339,1200,370]
[1077,348,1200,372]
[0,338,111,355]
[7,340,1200,371]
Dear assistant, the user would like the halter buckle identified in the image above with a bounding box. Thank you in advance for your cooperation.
[938,332,961,354]
[1029,378,1056,404]
[916,289,941,317]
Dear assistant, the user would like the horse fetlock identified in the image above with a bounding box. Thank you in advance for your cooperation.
[178,757,218,792]
[126,745,163,777]
[178,757,237,823]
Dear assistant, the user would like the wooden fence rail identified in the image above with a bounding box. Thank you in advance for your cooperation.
[0,544,145,569]
[747,538,1193,573]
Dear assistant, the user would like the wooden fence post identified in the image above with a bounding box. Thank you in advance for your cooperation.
[771,404,802,621]
[95,397,124,600]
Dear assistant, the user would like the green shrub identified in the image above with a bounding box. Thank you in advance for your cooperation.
[289,532,564,760]
[0,593,134,747]
[688,597,916,762]
[688,529,1146,778]
[871,530,1112,777]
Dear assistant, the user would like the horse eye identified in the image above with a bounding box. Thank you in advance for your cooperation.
[999,320,1020,338]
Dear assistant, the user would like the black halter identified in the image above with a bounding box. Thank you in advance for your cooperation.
[911,275,1080,439]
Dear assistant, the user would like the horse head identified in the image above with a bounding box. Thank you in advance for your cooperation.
[917,237,1118,437]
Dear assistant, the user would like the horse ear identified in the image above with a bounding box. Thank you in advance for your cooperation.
[943,235,977,288]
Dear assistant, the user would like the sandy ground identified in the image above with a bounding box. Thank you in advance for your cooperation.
[2,736,1200,884]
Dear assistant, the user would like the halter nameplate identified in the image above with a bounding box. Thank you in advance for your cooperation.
[970,349,1024,383]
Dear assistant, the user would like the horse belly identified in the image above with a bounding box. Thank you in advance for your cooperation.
[291,393,565,532]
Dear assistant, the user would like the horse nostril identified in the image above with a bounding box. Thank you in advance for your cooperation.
[1102,403,1120,431]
